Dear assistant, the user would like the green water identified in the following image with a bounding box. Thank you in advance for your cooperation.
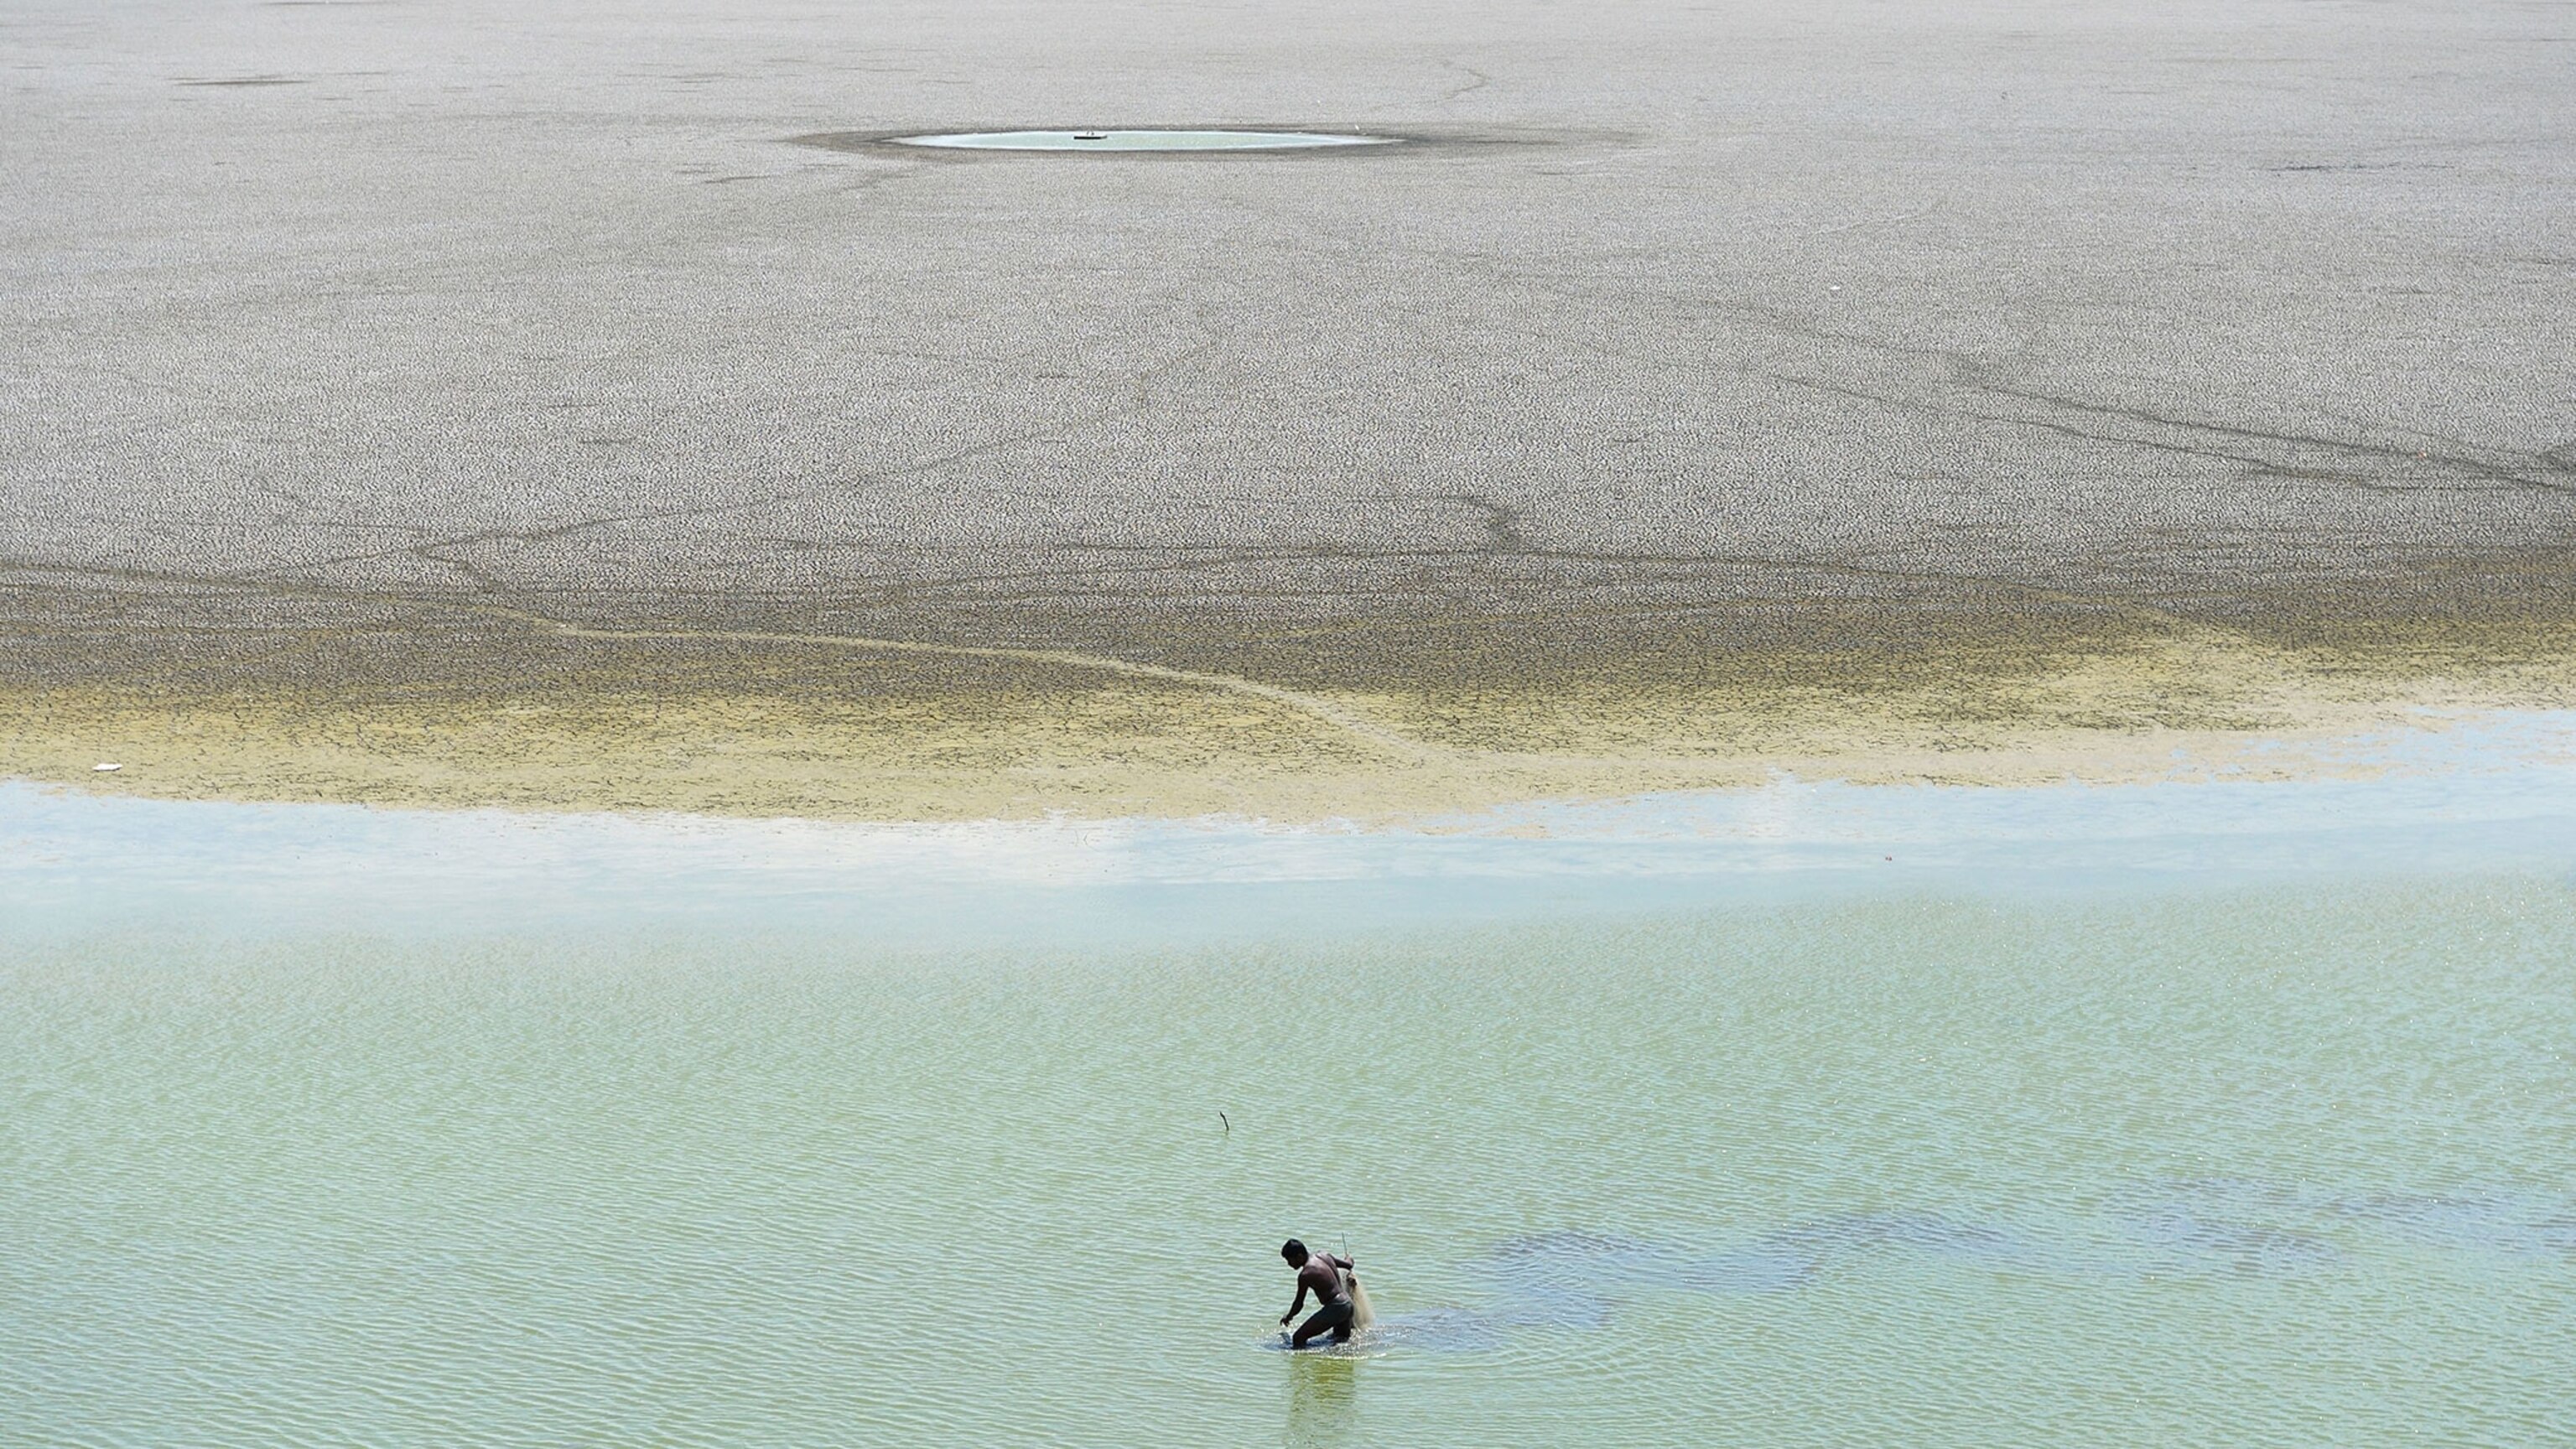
[5,878,2573,1446]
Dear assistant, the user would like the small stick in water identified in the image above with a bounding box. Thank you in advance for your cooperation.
[1218,1111,1230,1135]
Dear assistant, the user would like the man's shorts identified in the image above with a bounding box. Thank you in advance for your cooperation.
[1294,1301,1355,1346]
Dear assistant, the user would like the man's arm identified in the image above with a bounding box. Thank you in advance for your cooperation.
[1280,1281,1310,1326]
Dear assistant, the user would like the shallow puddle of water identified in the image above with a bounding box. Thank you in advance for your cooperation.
[888,129,1394,152]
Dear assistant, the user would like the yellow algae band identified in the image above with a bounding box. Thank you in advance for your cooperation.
[7,552,2574,822]
[8,609,2575,823]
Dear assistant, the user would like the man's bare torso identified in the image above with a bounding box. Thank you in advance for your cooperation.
[1299,1254,1349,1307]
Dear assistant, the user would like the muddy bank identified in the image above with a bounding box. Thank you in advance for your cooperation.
[8,577,2570,821]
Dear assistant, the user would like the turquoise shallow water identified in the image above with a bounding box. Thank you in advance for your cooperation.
[6,721,2576,1446]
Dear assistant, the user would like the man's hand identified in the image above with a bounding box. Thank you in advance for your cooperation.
[1280,1312,1295,1327]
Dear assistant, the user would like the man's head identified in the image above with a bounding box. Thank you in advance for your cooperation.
[1281,1239,1309,1266]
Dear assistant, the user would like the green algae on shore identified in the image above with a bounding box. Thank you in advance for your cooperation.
[8,590,2571,820]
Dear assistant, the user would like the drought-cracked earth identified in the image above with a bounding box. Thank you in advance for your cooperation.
[5,0,2573,816]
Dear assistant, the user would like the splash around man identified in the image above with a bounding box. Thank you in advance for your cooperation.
[1279,1239,1359,1348]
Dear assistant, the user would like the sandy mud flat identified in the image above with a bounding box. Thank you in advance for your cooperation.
[5,0,2571,818]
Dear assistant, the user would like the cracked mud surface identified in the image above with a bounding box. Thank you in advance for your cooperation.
[5,0,2573,818]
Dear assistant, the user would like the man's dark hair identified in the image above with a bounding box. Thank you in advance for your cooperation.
[1281,1239,1308,1263]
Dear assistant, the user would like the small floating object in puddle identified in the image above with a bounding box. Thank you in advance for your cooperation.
[93,763,122,772]
[889,129,1396,152]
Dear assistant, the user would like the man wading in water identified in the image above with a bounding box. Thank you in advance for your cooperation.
[1279,1239,1359,1348]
